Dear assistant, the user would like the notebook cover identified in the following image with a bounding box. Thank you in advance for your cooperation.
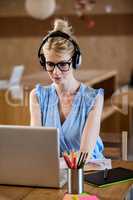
[84,167,133,187]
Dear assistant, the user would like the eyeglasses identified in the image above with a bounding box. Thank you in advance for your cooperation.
[45,57,72,72]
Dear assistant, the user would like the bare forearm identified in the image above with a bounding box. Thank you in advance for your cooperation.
[29,89,42,126]
[80,94,104,157]
[30,113,42,126]
[80,112,101,157]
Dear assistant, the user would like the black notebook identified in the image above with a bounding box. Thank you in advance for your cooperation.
[84,167,133,187]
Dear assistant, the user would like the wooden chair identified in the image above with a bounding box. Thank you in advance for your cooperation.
[100,131,128,160]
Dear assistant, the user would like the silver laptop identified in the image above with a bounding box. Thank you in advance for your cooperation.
[0,125,67,188]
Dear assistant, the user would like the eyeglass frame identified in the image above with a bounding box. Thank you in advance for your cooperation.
[45,57,72,72]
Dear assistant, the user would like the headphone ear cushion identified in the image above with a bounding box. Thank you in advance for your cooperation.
[72,51,81,69]
[77,54,82,68]
[39,53,46,68]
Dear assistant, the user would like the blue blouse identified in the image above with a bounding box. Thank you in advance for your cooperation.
[35,83,104,159]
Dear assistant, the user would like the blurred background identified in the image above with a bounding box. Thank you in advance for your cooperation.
[0,0,133,160]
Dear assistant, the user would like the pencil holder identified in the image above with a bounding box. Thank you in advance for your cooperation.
[67,168,84,194]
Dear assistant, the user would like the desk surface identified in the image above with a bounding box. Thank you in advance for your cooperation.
[0,161,132,200]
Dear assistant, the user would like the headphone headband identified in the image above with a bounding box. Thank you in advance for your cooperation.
[38,30,81,69]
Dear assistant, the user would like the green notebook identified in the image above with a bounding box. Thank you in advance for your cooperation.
[84,167,133,188]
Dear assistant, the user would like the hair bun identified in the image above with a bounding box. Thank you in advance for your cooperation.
[53,19,73,36]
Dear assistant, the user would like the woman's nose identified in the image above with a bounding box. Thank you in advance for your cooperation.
[53,66,61,74]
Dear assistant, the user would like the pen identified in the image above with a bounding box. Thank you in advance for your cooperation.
[70,150,75,169]
[104,168,108,179]
[81,152,88,167]
[77,152,84,169]
[73,154,77,169]
[77,152,86,169]
[77,152,83,168]
[63,153,73,168]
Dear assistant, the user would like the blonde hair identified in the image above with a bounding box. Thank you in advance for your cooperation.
[43,19,75,55]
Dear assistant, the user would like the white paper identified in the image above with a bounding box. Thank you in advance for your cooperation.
[84,159,112,171]
[60,157,112,171]
[60,157,68,169]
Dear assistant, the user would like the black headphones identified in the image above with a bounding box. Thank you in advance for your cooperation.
[38,30,81,70]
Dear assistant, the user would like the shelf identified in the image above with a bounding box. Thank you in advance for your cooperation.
[102,99,116,122]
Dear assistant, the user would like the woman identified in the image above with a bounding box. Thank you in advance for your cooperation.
[30,19,104,159]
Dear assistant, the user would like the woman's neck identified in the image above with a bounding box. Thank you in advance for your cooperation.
[54,78,80,96]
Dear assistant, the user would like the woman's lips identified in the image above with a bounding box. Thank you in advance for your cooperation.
[53,77,61,80]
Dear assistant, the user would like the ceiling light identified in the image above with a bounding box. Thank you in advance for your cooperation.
[25,0,56,20]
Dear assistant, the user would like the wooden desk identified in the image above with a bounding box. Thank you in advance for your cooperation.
[0,161,132,200]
